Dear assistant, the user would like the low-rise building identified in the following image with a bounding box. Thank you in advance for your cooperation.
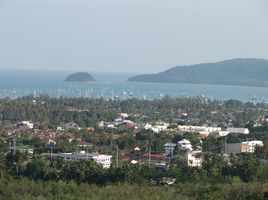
[178,139,192,152]
[41,152,112,168]
[177,125,221,135]
[164,143,177,157]
[224,140,263,154]
[241,140,263,153]
[226,128,249,134]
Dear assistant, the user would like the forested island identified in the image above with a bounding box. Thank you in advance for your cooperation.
[128,58,268,87]
[65,72,96,82]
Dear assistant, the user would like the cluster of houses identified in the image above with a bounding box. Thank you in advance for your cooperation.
[99,112,250,138]
[165,139,203,167]
[0,112,264,170]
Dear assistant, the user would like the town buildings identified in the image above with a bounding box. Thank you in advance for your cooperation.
[224,140,263,155]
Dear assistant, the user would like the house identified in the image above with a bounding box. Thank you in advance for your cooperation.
[57,126,64,131]
[86,127,95,132]
[64,122,81,131]
[134,147,141,151]
[130,160,138,164]
[143,123,159,133]
[142,153,165,160]
[178,139,192,152]
[164,143,177,157]
[120,149,129,156]
[119,113,129,118]
[65,106,79,112]
[153,122,169,132]
[177,139,203,167]
[186,152,202,167]
[241,141,263,153]
[226,128,249,134]
[17,121,34,129]
[143,122,168,133]
[46,138,57,146]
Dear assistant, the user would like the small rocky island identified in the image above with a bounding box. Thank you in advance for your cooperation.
[65,72,96,82]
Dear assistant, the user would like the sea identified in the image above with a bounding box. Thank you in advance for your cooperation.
[0,69,268,103]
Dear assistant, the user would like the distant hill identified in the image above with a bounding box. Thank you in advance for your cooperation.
[65,72,96,82]
[128,58,268,87]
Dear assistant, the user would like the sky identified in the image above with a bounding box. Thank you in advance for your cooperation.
[0,0,268,73]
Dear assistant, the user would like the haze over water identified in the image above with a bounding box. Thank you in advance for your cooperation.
[0,70,267,102]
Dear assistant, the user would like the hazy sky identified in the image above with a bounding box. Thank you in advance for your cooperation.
[0,0,268,73]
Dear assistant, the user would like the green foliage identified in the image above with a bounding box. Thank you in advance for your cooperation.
[128,58,268,87]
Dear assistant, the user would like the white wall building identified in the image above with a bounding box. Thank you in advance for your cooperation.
[217,131,230,137]
[227,128,249,134]
[178,139,192,151]
[177,125,221,135]
[42,152,112,168]
[21,121,34,129]
[241,140,263,153]
[178,139,203,167]
[92,154,113,169]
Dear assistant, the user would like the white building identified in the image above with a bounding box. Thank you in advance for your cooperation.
[143,123,160,133]
[92,154,113,168]
[21,121,34,129]
[164,143,177,156]
[178,139,203,167]
[178,139,192,151]
[41,152,112,168]
[227,128,249,134]
[177,125,221,135]
[154,122,169,132]
[119,113,129,118]
[241,140,263,153]
[217,131,230,137]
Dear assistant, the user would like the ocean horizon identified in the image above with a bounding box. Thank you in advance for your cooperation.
[0,69,267,102]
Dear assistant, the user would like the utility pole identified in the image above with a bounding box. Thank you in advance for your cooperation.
[148,144,151,166]
[86,147,88,161]
[116,145,119,168]
[224,137,228,154]
[12,139,17,155]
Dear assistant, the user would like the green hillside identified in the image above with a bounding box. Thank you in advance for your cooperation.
[128,58,268,87]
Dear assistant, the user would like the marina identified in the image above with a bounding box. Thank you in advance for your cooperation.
[0,70,268,102]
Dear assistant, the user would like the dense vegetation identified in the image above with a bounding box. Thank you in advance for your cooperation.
[0,95,265,128]
[1,179,268,200]
[128,58,268,87]
[2,149,268,199]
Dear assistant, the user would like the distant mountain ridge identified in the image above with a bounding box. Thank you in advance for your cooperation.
[128,58,268,87]
[65,72,96,82]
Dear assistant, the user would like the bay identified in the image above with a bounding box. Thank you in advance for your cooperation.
[0,69,267,102]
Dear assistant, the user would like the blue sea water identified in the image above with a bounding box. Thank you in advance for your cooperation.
[0,69,268,102]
